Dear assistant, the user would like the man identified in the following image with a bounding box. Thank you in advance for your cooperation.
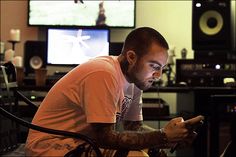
[25,27,202,156]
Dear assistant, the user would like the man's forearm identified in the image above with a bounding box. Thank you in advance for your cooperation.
[91,123,168,150]
[123,120,156,132]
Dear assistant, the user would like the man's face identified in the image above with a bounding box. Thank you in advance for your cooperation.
[128,43,168,90]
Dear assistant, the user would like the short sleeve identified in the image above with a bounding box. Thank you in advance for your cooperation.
[82,71,121,123]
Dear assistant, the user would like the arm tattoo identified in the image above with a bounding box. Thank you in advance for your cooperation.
[90,123,169,150]
[123,120,156,132]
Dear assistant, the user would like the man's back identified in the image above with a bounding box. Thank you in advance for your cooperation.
[25,56,125,156]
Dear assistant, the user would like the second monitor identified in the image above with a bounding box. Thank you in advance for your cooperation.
[47,27,110,66]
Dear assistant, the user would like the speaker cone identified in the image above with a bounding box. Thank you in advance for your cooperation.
[199,10,223,36]
[29,56,43,70]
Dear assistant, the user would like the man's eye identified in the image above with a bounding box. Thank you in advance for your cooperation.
[150,64,161,71]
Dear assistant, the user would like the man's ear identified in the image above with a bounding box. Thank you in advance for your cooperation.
[126,50,137,65]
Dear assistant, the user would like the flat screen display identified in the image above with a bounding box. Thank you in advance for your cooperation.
[28,0,135,28]
[47,27,110,66]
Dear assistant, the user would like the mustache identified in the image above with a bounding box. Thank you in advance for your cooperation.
[153,78,160,82]
[151,78,162,88]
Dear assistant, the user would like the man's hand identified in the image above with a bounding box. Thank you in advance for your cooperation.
[162,115,204,143]
[162,117,188,142]
[164,115,204,153]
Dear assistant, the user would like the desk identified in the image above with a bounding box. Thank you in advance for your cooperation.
[146,86,236,92]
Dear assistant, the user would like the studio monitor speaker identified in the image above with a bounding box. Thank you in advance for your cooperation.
[24,41,47,75]
[192,0,231,50]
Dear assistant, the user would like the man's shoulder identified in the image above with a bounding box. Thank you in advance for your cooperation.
[84,56,119,72]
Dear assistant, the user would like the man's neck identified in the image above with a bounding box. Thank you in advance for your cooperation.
[117,55,132,90]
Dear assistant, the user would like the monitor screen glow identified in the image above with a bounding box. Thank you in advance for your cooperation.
[47,28,110,66]
[28,0,135,28]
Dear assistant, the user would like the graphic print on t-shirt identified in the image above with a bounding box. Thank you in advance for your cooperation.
[116,95,132,122]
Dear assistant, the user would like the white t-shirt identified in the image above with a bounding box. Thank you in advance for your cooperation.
[25,56,143,156]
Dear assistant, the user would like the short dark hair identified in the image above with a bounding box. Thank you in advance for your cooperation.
[121,27,169,57]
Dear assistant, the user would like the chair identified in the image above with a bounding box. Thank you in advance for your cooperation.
[0,62,102,157]
[0,62,19,154]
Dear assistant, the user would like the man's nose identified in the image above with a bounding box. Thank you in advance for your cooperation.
[153,70,162,80]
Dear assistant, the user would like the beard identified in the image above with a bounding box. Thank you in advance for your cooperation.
[127,63,153,91]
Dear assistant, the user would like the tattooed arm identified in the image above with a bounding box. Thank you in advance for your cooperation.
[123,120,156,132]
[90,122,168,150]
[91,116,199,150]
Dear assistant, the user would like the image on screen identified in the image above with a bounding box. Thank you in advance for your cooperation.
[28,0,135,28]
[47,28,110,65]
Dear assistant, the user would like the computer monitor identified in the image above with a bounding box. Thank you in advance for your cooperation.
[47,27,110,66]
[28,0,135,28]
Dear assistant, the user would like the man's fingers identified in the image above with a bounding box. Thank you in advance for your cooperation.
[183,115,204,130]
[172,117,184,123]
[184,115,204,125]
